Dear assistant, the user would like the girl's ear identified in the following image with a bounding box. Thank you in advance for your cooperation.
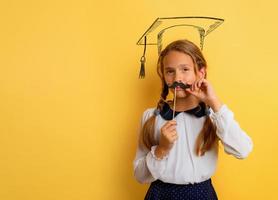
[197,67,206,79]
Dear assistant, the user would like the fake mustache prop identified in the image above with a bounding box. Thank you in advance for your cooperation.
[168,81,191,89]
[168,82,191,120]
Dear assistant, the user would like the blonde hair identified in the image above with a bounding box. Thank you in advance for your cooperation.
[139,39,219,156]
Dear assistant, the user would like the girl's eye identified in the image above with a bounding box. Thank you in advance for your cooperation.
[183,68,189,71]
[166,70,174,74]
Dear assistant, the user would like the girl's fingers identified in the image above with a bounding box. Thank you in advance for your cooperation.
[163,120,176,130]
[188,81,198,93]
[185,79,214,102]
[197,78,204,88]
[172,131,178,137]
[170,135,178,142]
[173,134,178,140]
[185,87,192,93]
[201,79,209,88]
[193,81,197,91]
[164,121,177,132]
[163,122,177,134]
[192,79,202,92]
[167,131,178,142]
[193,78,207,92]
[168,126,176,132]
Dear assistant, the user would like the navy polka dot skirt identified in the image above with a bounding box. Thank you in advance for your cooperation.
[144,179,218,200]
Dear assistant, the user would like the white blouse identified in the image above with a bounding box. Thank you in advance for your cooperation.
[133,105,253,184]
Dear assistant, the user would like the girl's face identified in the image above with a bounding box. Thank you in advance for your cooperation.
[163,50,205,98]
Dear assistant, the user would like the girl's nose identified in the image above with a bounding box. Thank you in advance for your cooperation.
[174,72,182,82]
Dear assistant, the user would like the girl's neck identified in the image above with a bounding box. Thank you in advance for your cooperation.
[173,96,200,112]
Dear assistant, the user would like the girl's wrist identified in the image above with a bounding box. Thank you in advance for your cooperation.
[207,97,223,112]
[155,145,170,159]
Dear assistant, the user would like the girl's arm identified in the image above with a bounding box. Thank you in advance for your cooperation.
[186,78,253,159]
[210,105,253,159]
[133,109,168,184]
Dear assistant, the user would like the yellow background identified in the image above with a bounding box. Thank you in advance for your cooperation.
[0,0,277,199]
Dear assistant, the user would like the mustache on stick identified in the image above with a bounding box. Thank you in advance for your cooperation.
[168,81,191,89]
[169,81,191,120]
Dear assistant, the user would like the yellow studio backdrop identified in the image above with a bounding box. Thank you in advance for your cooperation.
[0,0,277,199]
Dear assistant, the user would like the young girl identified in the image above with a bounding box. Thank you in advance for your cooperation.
[133,39,253,200]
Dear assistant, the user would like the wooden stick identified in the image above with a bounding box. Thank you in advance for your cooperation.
[172,87,177,120]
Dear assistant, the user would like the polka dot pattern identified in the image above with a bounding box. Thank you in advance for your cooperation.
[144,179,218,200]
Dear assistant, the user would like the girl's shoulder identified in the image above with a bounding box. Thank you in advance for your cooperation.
[141,107,156,123]
[142,107,156,117]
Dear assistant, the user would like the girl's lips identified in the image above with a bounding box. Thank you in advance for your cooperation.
[173,86,184,91]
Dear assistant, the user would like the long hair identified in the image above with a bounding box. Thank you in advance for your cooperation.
[139,39,218,156]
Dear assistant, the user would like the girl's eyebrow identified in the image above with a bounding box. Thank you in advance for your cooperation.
[165,64,190,69]
[178,64,190,67]
[164,64,190,69]
[164,66,175,70]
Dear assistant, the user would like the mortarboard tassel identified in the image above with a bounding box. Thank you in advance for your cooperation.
[139,56,146,78]
[139,36,147,79]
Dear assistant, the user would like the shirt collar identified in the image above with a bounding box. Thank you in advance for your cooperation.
[160,102,208,120]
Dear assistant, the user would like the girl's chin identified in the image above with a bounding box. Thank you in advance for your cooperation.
[176,94,188,99]
[175,91,190,98]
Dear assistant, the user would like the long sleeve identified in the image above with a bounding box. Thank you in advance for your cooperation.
[133,109,168,184]
[210,105,253,159]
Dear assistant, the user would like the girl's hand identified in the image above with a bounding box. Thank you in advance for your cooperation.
[186,78,223,112]
[155,120,178,158]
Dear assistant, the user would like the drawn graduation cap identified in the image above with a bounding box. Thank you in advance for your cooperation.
[136,16,224,78]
